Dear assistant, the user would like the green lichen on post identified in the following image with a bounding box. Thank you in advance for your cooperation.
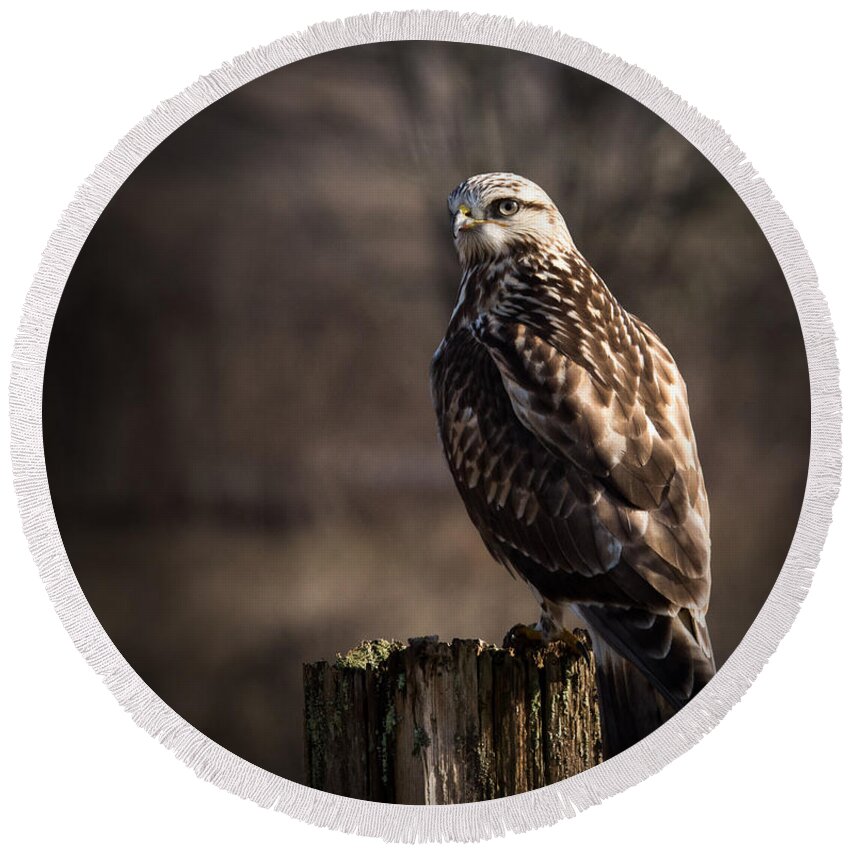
[526,666,544,788]
[303,663,328,789]
[335,638,404,670]
[475,740,497,800]
[530,688,542,716]
[412,724,431,757]
[379,704,397,784]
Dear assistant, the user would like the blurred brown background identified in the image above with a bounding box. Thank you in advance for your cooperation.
[43,42,809,783]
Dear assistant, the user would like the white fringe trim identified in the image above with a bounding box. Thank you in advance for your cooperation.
[8,10,840,842]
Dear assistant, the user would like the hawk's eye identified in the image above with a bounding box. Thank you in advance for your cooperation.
[497,199,520,217]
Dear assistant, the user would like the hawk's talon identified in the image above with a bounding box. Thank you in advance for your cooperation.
[553,628,591,663]
[503,622,545,652]
[502,622,590,662]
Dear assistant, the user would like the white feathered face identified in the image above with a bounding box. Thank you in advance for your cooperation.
[447,173,572,267]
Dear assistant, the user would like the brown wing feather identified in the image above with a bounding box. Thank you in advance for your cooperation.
[471,312,711,604]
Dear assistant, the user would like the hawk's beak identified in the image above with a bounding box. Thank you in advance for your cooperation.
[453,204,485,237]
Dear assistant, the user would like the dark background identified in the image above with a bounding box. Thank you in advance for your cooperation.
[43,42,809,783]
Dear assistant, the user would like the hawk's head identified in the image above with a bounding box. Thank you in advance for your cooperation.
[448,173,573,267]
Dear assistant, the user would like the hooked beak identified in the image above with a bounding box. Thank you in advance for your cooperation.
[453,203,485,237]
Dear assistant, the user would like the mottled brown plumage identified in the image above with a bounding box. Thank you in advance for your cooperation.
[431,173,715,711]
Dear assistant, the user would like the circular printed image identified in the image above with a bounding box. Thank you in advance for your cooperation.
[43,41,809,803]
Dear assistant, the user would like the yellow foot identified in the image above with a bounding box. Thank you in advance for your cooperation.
[503,622,545,652]
[550,627,591,663]
[502,622,590,662]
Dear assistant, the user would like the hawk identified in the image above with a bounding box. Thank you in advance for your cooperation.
[431,173,715,742]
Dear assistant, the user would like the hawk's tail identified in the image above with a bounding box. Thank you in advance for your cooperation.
[577,604,716,757]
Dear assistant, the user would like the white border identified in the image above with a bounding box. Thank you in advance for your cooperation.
[8,10,840,842]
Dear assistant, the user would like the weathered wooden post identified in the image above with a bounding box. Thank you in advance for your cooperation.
[303,633,603,803]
